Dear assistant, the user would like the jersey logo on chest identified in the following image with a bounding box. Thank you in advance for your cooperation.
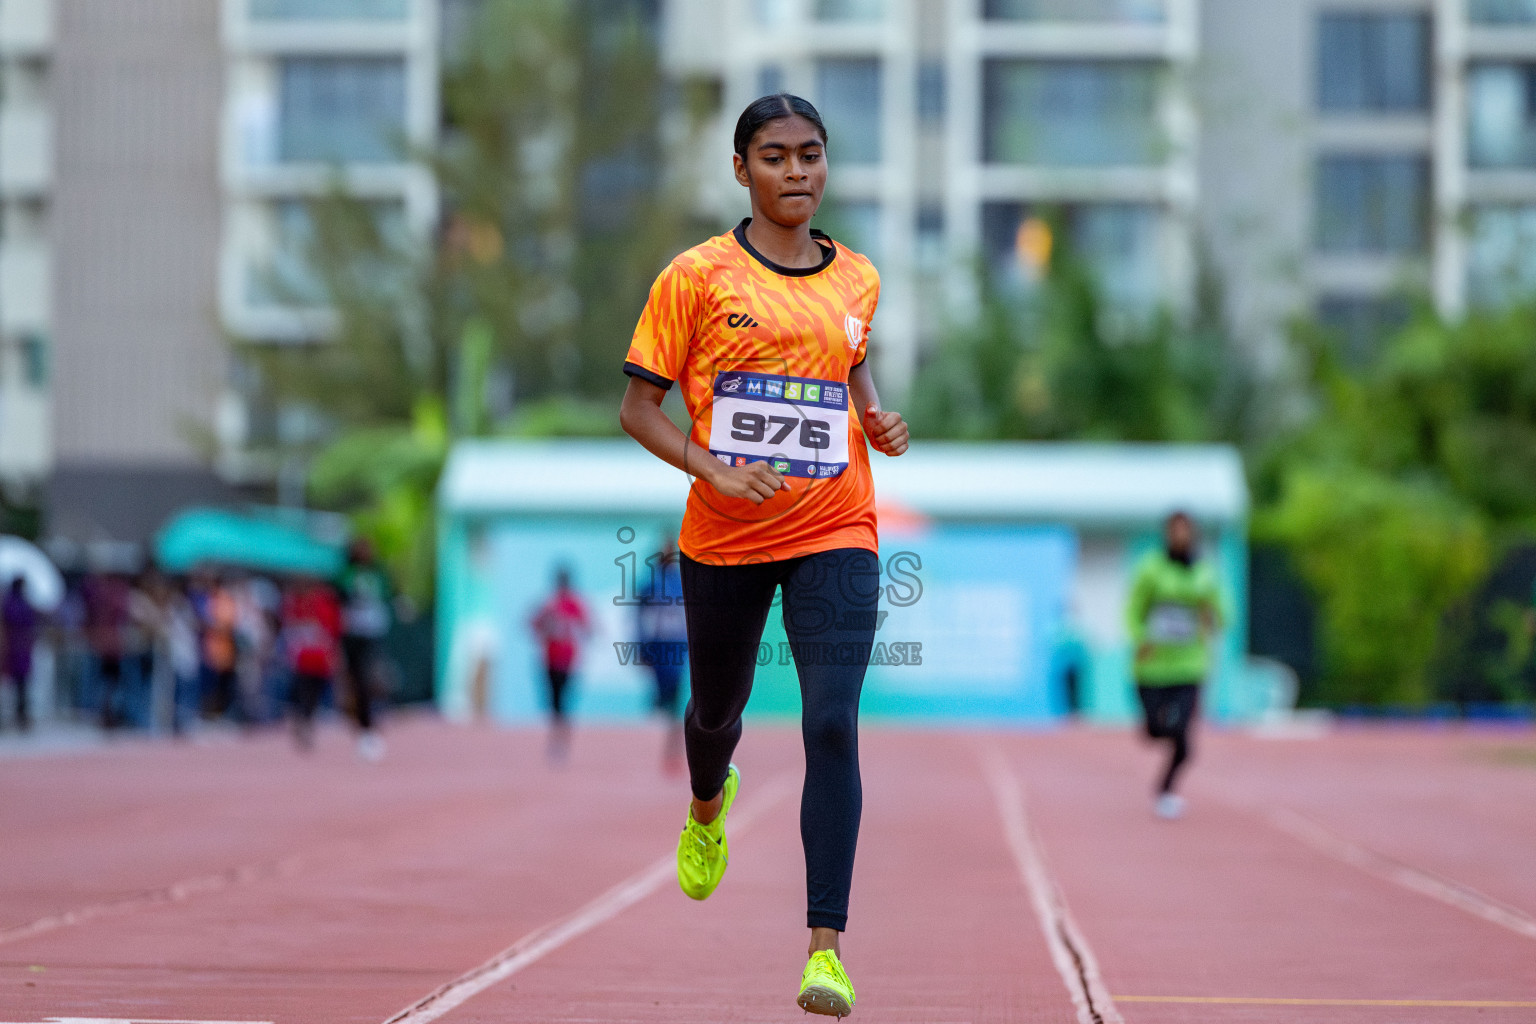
[844,314,865,350]
[727,312,760,329]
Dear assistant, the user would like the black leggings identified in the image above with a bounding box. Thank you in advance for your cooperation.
[680,547,879,932]
[546,668,571,721]
[1138,683,1199,794]
[341,636,377,731]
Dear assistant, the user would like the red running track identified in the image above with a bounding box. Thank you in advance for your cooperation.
[0,717,1533,1023]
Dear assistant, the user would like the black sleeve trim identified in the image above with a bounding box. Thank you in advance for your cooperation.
[624,361,674,391]
[851,352,868,369]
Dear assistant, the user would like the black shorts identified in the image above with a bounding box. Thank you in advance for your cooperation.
[1137,682,1199,739]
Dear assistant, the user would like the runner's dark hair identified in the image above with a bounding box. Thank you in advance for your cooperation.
[733,94,828,158]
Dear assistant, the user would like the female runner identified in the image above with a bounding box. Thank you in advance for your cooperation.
[619,93,909,1017]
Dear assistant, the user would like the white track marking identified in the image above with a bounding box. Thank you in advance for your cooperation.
[981,743,1123,1024]
[0,857,303,947]
[381,773,798,1024]
[1266,806,1536,942]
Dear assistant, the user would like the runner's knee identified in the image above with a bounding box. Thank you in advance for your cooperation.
[803,704,858,761]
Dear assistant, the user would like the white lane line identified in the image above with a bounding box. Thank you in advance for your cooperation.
[0,857,304,947]
[1265,806,1536,942]
[381,772,799,1024]
[980,742,1123,1024]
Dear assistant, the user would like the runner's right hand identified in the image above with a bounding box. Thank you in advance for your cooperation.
[708,461,789,504]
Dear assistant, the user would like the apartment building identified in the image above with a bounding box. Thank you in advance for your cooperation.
[666,0,1536,380]
[218,0,438,491]
[0,0,51,494]
[2,0,439,544]
[663,0,1200,397]
[10,0,1536,537]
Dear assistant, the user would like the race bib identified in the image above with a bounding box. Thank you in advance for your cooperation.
[1146,603,1200,644]
[708,371,849,479]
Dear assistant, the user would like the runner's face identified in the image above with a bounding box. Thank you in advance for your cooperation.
[733,115,827,228]
[1166,517,1193,556]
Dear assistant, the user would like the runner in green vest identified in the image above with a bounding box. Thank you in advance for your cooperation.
[1126,511,1224,820]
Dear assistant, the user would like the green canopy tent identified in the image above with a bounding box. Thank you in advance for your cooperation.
[155,508,345,578]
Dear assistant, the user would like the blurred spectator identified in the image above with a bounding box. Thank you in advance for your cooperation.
[235,575,279,723]
[139,571,201,734]
[638,535,688,773]
[283,576,343,752]
[2,577,40,731]
[124,575,157,728]
[83,571,132,730]
[530,565,591,763]
[201,576,243,723]
[339,539,391,761]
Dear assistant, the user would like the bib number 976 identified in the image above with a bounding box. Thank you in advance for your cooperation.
[730,411,831,450]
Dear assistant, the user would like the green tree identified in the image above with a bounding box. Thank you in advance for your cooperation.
[909,223,1256,444]
[1258,298,1536,706]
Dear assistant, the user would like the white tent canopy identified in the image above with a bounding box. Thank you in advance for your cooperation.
[438,439,1248,526]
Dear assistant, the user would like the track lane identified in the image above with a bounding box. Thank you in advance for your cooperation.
[996,728,1536,1023]
[0,723,742,1022]
[428,729,1078,1023]
[4,720,1533,1022]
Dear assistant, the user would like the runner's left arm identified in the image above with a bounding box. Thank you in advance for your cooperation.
[848,361,909,456]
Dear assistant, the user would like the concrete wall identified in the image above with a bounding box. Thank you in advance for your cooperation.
[51,0,224,466]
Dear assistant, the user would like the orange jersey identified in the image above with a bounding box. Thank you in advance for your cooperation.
[625,219,879,564]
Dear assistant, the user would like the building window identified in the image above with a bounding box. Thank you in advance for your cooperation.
[916,206,944,274]
[1314,155,1428,255]
[983,202,1162,309]
[1470,0,1536,24]
[984,60,1160,167]
[758,65,785,98]
[19,333,47,389]
[1467,204,1536,306]
[918,61,945,127]
[816,58,881,164]
[984,0,1164,22]
[1315,294,1410,364]
[1317,13,1429,113]
[1468,64,1536,168]
[278,56,408,164]
[246,200,406,308]
[250,0,409,19]
[815,0,884,20]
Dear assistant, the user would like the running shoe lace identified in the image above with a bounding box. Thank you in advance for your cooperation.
[686,824,710,868]
[810,950,848,988]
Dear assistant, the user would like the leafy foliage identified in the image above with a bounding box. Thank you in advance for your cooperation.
[909,241,1257,445]
[914,220,1536,707]
[1259,467,1489,705]
[1258,299,1536,706]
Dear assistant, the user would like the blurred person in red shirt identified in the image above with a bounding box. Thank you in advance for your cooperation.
[282,576,342,752]
[529,566,591,762]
